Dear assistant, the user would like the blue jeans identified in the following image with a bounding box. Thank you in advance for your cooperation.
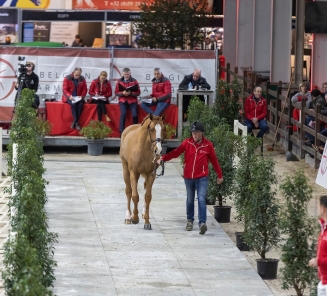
[305,115,315,143]
[184,177,208,226]
[140,101,169,116]
[66,99,84,123]
[244,119,268,138]
[119,102,138,133]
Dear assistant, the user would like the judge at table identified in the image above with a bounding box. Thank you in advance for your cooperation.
[179,69,211,121]
[62,67,87,130]
[88,71,112,122]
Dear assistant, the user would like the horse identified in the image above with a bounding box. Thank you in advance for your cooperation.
[120,113,166,230]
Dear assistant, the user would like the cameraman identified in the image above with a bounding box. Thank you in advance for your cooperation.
[15,61,40,109]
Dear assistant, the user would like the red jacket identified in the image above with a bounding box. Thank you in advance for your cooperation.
[88,78,112,103]
[150,74,171,104]
[244,94,267,121]
[62,73,87,103]
[161,137,223,179]
[115,77,140,104]
[317,218,327,284]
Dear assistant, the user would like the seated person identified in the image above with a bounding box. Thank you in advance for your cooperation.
[88,71,112,122]
[140,67,171,116]
[15,61,40,110]
[115,68,140,135]
[313,124,327,154]
[62,67,87,130]
[179,69,211,120]
[303,89,327,146]
[72,35,85,47]
[291,81,312,107]
[244,86,268,139]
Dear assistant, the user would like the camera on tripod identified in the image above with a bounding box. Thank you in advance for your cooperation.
[17,56,29,74]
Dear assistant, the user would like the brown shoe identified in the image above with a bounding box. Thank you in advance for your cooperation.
[105,115,111,122]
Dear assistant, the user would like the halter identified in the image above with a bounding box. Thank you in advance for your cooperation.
[147,124,165,177]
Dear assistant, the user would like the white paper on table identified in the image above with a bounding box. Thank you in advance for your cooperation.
[71,96,82,103]
[92,96,106,100]
[142,99,153,104]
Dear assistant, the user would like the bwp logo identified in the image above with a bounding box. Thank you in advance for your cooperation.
[0,58,16,101]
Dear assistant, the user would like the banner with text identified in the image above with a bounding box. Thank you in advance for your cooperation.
[0,47,216,120]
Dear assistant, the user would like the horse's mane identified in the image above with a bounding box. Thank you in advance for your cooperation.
[140,114,163,126]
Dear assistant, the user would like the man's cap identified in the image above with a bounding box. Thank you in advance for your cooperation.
[190,121,204,132]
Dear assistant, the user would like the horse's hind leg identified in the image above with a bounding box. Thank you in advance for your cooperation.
[130,171,140,224]
[122,159,132,224]
[143,173,155,230]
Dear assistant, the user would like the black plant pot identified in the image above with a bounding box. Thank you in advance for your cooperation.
[213,205,231,223]
[256,259,279,280]
[235,232,251,251]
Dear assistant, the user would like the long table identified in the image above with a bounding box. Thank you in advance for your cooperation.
[46,102,178,138]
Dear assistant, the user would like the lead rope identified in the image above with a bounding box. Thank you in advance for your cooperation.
[152,160,165,177]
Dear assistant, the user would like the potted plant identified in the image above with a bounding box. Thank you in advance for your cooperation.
[242,156,280,279]
[279,169,318,296]
[233,135,262,250]
[80,120,112,156]
[164,123,176,139]
[207,122,242,222]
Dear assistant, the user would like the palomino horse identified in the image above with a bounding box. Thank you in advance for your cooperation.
[120,114,166,230]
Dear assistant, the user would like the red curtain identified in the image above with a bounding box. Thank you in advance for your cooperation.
[46,102,178,138]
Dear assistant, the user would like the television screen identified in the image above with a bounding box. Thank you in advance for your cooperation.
[305,2,327,33]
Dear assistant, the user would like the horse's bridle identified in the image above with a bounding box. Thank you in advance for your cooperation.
[147,124,165,177]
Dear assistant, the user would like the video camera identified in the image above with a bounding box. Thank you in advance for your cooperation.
[17,56,29,74]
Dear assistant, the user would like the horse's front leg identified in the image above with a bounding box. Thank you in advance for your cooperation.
[143,173,155,230]
[130,171,140,224]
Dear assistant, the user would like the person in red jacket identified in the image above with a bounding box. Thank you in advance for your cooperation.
[62,67,87,130]
[244,86,268,138]
[88,71,112,122]
[140,67,171,116]
[158,121,223,235]
[115,68,140,135]
[309,195,327,295]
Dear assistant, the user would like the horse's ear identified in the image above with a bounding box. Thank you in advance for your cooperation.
[161,114,166,121]
[149,113,154,121]
[141,114,150,126]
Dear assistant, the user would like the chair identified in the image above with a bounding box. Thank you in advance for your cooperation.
[92,38,104,48]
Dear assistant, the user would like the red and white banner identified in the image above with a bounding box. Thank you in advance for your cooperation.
[72,0,213,12]
[0,47,216,121]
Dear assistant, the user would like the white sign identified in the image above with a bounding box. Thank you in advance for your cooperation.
[49,22,79,46]
[316,145,327,189]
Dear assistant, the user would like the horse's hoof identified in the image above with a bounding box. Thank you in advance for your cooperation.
[144,224,152,230]
[131,219,139,224]
[125,219,131,224]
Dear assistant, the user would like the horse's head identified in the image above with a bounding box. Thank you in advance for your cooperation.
[144,113,166,156]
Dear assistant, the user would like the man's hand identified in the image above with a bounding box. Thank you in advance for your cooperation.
[157,157,162,165]
[217,177,223,184]
[152,97,157,102]
[69,96,73,101]
[252,117,258,124]
[308,258,317,267]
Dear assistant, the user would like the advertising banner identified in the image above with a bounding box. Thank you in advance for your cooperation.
[0,47,216,121]
[72,0,213,13]
[316,146,327,190]
[49,22,79,46]
[33,22,51,42]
